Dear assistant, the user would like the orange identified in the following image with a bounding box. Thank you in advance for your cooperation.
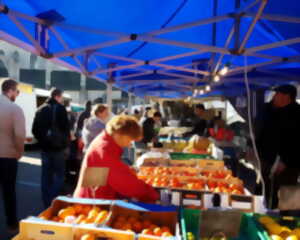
[122,223,132,231]
[153,227,163,236]
[39,216,48,220]
[116,216,127,223]
[95,210,109,224]
[142,220,152,229]
[73,204,84,214]
[80,233,95,240]
[113,221,124,230]
[142,229,153,235]
[161,226,171,233]
[162,232,173,237]
[149,224,158,231]
[51,216,60,222]
[82,205,92,215]
[128,216,138,224]
[133,221,143,233]
[58,207,76,219]
[75,214,86,224]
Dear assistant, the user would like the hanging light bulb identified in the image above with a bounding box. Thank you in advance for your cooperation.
[219,66,229,76]
[213,75,220,82]
[193,89,198,97]
[199,90,204,95]
[205,85,211,92]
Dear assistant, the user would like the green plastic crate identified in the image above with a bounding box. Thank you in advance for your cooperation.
[170,152,212,160]
[181,209,268,240]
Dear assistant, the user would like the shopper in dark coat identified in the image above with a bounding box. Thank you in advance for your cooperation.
[32,88,70,207]
[76,100,92,137]
[142,111,162,144]
[256,84,300,209]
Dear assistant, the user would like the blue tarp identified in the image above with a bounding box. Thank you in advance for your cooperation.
[0,0,299,98]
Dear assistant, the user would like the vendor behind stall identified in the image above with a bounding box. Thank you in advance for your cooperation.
[142,111,162,144]
[74,115,159,202]
[185,104,208,137]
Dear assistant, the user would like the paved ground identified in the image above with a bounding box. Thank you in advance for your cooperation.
[0,151,44,239]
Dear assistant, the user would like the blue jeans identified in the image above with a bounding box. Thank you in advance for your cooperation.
[41,151,65,208]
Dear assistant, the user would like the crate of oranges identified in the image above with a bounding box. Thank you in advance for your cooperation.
[38,196,111,225]
[107,205,178,240]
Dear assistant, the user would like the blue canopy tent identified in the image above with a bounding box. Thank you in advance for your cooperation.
[0,0,299,100]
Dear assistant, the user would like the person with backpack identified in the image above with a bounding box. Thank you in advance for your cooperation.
[32,88,70,208]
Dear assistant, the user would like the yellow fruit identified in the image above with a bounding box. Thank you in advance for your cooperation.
[95,210,108,224]
[286,235,298,240]
[80,233,95,240]
[292,229,300,238]
[162,232,173,237]
[271,235,283,240]
[266,223,282,235]
[153,227,163,236]
[58,207,76,219]
[259,216,275,225]
[75,214,86,224]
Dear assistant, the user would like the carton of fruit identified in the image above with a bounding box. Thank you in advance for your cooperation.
[39,196,112,226]
[74,225,135,240]
[198,159,224,169]
[255,214,300,240]
[107,205,179,240]
[17,216,74,240]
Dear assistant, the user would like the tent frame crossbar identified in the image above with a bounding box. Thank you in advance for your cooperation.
[1,1,300,95]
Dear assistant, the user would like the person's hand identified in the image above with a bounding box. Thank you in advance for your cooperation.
[275,161,286,175]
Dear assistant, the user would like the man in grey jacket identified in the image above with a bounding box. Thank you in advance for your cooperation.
[0,78,26,233]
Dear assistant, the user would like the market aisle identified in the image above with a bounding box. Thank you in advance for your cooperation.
[0,151,44,239]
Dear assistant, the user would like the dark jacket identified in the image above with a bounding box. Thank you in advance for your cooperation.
[142,118,156,144]
[256,102,300,169]
[190,117,207,136]
[32,98,70,151]
[76,110,91,133]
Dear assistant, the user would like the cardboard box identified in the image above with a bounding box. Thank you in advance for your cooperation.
[18,217,74,240]
[198,159,224,169]
[74,225,135,240]
[107,205,179,239]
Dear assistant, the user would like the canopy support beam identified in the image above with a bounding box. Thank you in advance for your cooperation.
[238,0,268,53]
[246,12,300,24]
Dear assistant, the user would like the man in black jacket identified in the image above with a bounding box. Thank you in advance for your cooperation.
[256,84,300,209]
[76,100,92,137]
[32,88,70,207]
[187,104,208,137]
[142,111,162,144]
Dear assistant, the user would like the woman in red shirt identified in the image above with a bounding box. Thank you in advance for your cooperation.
[74,115,159,202]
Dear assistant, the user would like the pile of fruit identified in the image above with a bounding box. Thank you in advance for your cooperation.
[137,167,244,194]
[40,204,109,225]
[258,216,300,240]
[111,215,173,237]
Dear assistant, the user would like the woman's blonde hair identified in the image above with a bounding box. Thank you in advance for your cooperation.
[92,104,108,116]
[106,115,143,140]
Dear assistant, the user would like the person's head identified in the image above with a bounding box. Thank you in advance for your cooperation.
[194,104,205,117]
[92,104,109,122]
[134,109,140,115]
[50,88,64,104]
[153,111,162,123]
[272,84,297,108]
[85,100,92,111]
[106,115,143,148]
[1,78,19,102]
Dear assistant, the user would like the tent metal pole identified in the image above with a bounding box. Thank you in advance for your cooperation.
[93,52,144,64]
[0,4,45,24]
[246,37,300,53]
[151,50,204,63]
[7,14,46,55]
[52,37,130,58]
[227,55,300,75]
[106,81,113,110]
[213,25,235,73]
[118,71,153,80]
[91,55,103,69]
[138,35,229,54]
[245,12,300,24]
[91,63,143,75]
[248,53,281,60]
[151,62,209,76]
[238,0,268,53]
[234,0,241,51]
[49,26,87,74]
[158,71,199,81]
